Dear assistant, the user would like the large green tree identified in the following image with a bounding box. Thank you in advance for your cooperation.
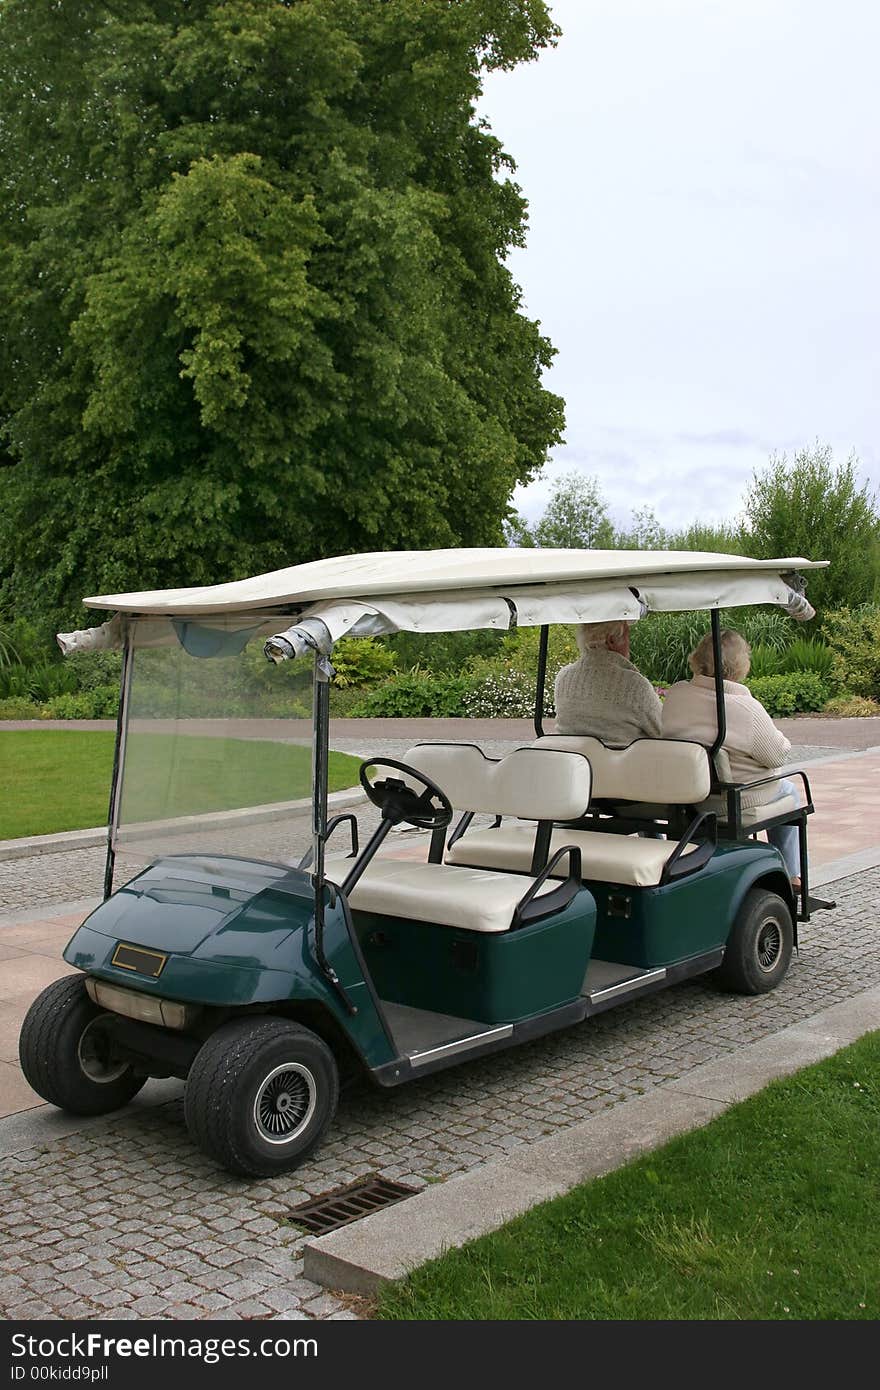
[742,444,880,613]
[0,0,564,626]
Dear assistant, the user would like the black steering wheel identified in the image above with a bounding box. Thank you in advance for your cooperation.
[359,758,453,831]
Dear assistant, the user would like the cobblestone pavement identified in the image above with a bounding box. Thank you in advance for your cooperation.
[1,864,879,1321]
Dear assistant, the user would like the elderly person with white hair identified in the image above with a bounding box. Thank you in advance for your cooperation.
[554,620,662,745]
[661,628,801,888]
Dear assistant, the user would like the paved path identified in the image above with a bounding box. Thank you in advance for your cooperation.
[5,714,880,747]
[1,718,879,1320]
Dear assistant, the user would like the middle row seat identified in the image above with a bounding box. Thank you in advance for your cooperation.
[405,742,707,890]
[444,824,699,889]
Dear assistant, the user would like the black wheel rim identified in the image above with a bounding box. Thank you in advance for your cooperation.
[756,917,783,972]
[252,1063,317,1145]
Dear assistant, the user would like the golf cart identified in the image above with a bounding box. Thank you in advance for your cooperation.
[19,548,828,1177]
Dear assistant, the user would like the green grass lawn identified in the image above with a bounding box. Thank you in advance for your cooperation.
[0,730,362,839]
[378,1032,880,1320]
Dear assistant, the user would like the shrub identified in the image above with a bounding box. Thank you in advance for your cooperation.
[779,638,835,681]
[0,622,21,669]
[350,670,477,718]
[0,696,42,719]
[746,672,830,716]
[823,694,880,717]
[328,685,364,716]
[0,660,77,701]
[66,650,123,692]
[734,608,797,652]
[384,629,504,675]
[43,685,121,719]
[463,668,553,719]
[747,644,782,679]
[821,606,880,700]
[331,638,397,689]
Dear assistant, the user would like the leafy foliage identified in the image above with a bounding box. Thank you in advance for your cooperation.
[742,445,880,614]
[512,472,615,549]
[779,638,835,681]
[350,669,478,717]
[330,638,397,689]
[746,644,782,679]
[43,686,121,720]
[746,672,830,716]
[823,694,880,717]
[0,0,564,628]
[463,668,547,718]
[821,606,880,700]
[0,661,77,703]
[384,628,504,675]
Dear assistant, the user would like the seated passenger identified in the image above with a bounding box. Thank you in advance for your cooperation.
[554,620,662,744]
[661,629,801,889]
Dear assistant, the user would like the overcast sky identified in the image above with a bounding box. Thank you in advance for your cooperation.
[478,0,880,533]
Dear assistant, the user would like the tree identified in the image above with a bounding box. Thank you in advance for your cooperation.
[742,444,880,614]
[528,471,615,549]
[616,505,667,550]
[0,0,564,628]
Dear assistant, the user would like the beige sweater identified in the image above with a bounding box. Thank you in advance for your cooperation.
[554,649,663,745]
[661,674,791,808]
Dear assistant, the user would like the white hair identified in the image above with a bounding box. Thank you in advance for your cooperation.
[689,629,751,683]
[575,620,630,655]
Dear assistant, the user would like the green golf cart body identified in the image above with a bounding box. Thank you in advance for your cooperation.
[19,547,827,1176]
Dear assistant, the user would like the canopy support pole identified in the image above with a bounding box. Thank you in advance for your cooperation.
[708,610,728,804]
[103,627,133,900]
[533,624,549,738]
[309,655,355,1013]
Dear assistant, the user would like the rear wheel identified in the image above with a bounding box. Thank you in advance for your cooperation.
[19,975,146,1114]
[183,1017,339,1177]
[715,887,793,994]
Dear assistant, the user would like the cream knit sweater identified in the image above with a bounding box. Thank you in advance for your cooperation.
[661,674,791,808]
[554,649,663,745]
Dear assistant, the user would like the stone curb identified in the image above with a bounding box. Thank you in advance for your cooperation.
[0,787,365,862]
[302,982,880,1295]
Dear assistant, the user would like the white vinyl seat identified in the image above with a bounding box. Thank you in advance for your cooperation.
[707,750,801,828]
[446,825,699,889]
[738,795,799,826]
[531,734,801,836]
[533,735,712,804]
[324,854,560,933]
[323,743,592,933]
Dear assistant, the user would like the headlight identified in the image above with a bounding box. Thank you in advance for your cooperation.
[85,978,197,1031]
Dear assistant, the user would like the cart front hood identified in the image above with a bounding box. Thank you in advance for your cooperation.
[64,855,315,976]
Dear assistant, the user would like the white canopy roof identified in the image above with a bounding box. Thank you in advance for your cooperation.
[57,548,826,654]
[83,548,824,616]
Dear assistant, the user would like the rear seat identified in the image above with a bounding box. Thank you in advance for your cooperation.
[446,736,712,887]
[710,748,800,825]
[446,825,700,888]
[325,745,591,933]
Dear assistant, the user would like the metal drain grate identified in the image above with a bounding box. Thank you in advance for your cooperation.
[289,1176,418,1235]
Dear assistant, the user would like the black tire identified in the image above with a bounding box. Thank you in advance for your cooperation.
[715,887,794,994]
[183,1017,339,1178]
[18,975,146,1115]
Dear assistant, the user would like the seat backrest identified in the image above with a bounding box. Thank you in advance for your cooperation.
[533,736,711,805]
[404,743,591,821]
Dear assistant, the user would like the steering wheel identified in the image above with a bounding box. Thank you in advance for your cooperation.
[359,758,453,831]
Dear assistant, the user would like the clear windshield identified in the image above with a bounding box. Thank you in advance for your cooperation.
[112,617,319,877]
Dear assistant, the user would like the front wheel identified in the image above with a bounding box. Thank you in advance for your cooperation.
[19,975,146,1114]
[183,1017,339,1177]
[715,887,794,994]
